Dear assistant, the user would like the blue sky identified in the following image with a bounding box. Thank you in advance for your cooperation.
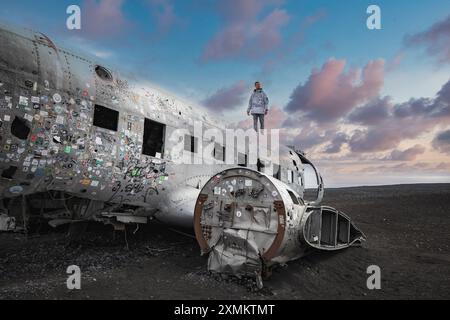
[1,0,450,186]
[1,0,448,103]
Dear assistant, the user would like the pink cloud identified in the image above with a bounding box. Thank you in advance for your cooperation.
[217,0,284,22]
[347,96,391,126]
[201,0,289,62]
[283,76,450,155]
[351,162,450,174]
[263,106,287,129]
[291,127,329,151]
[386,52,405,72]
[393,79,450,118]
[83,0,130,38]
[248,9,290,55]
[260,9,327,75]
[348,116,436,153]
[203,81,248,114]
[433,130,450,155]
[437,79,450,105]
[202,26,247,61]
[285,58,385,122]
[346,79,450,153]
[435,162,450,171]
[324,132,349,154]
[405,14,450,65]
[384,145,426,161]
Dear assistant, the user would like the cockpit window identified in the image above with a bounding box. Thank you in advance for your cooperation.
[287,190,300,205]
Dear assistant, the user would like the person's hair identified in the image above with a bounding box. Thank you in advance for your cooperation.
[255,81,260,86]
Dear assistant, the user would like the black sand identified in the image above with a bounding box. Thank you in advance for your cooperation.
[1,184,449,300]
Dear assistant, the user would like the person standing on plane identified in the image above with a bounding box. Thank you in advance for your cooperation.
[247,81,269,132]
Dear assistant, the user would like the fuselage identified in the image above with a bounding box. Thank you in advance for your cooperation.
[0,22,318,227]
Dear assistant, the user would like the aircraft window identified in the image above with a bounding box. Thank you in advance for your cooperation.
[184,134,198,153]
[273,164,281,180]
[287,190,300,205]
[1,166,18,180]
[238,153,248,167]
[257,159,265,172]
[213,143,225,161]
[287,170,294,184]
[95,65,113,81]
[93,105,119,131]
[11,117,31,140]
[142,119,166,157]
[298,175,304,186]
[293,160,297,167]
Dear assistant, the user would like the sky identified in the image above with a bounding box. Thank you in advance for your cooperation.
[1,0,449,187]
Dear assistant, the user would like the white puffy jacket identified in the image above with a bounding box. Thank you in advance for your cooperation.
[247,89,269,115]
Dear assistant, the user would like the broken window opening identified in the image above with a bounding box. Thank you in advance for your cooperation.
[142,118,166,158]
[257,159,265,172]
[93,105,119,132]
[11,117,31,140]
[213,143,226,162]
[184,134,198,153]
[298,174,304,186]
[1,166,18,180]
[287,190,300,205]
[273,164,281,180]
[320,209,338,246]
[238,152,248,167]
[287,170,294,184]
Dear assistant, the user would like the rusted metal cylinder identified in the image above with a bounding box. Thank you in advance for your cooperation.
[194,167,365,277]
[194,168,308,276]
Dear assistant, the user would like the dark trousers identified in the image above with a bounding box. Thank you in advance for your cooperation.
[252,114,265,132]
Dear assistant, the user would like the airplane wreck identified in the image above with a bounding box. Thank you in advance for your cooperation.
[0,22,365,282]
